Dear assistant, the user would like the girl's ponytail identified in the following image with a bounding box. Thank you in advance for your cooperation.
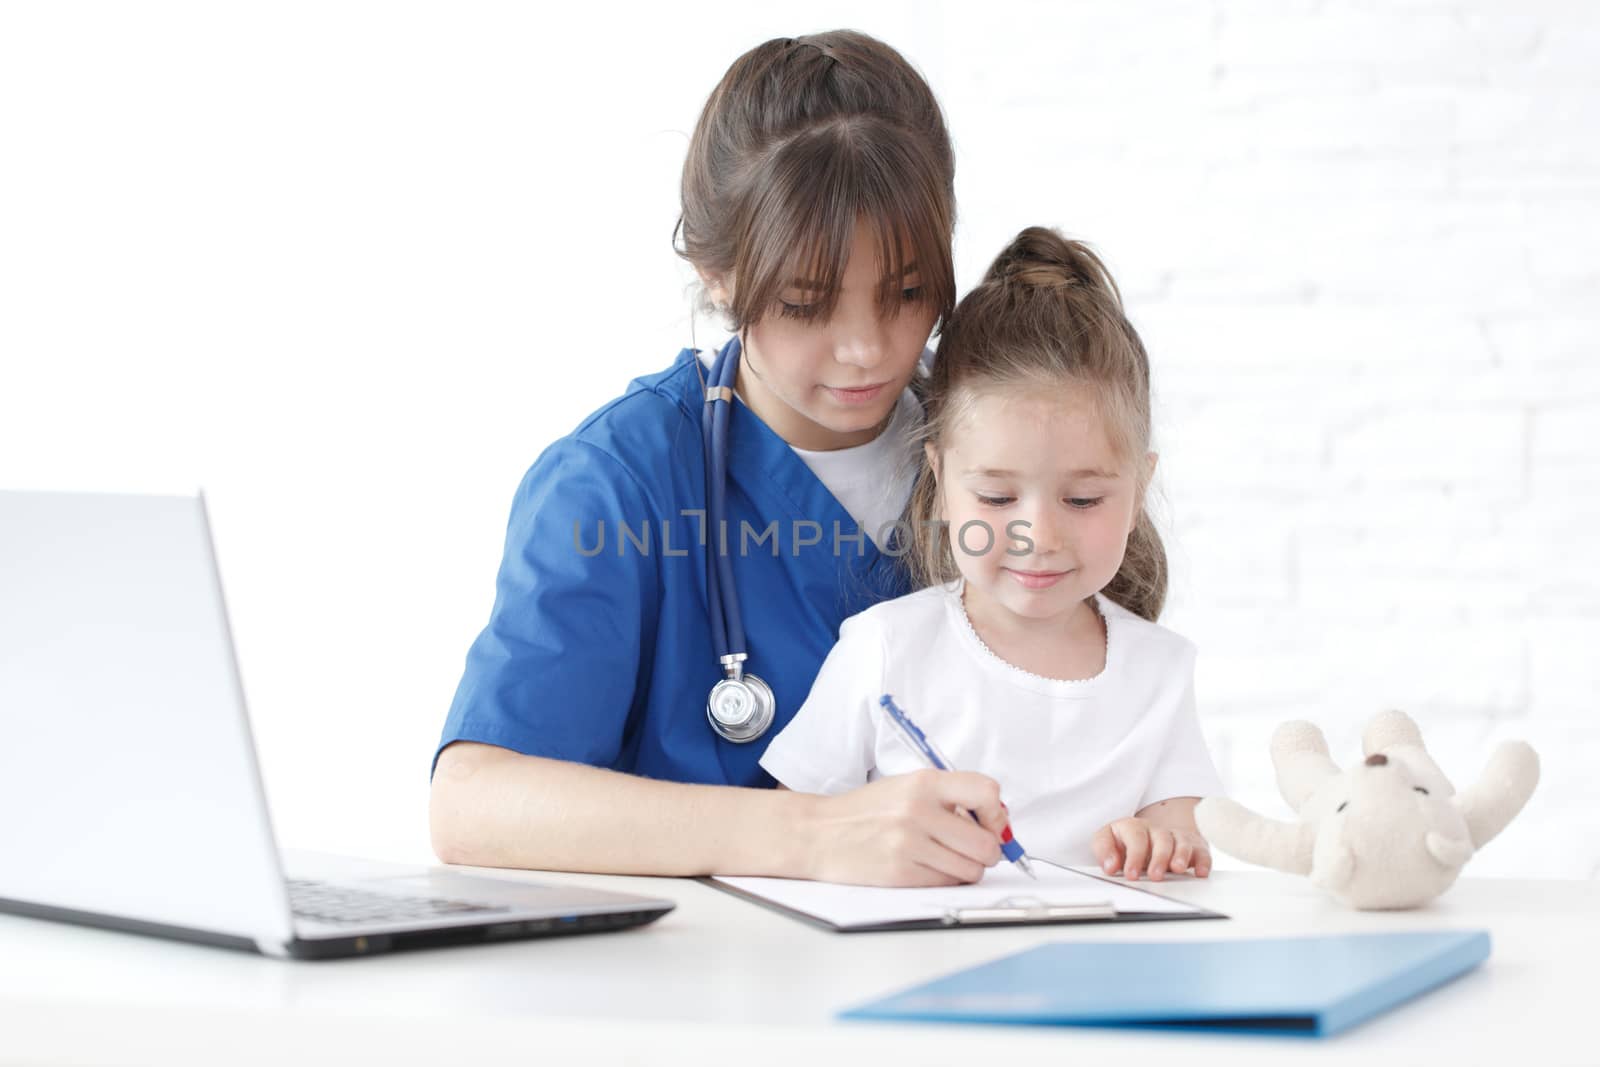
[981,226,1125,304]
[1101,509,1167,622]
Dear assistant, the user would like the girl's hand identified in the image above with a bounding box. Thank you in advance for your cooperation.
[1092,817,1212,881]
[800,770,1008,887]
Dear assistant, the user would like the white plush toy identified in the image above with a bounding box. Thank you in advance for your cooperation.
[1195,710,1539,910]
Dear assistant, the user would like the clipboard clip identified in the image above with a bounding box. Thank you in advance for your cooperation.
[940,894,1117,926]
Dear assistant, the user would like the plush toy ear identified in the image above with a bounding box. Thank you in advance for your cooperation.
[1195,797,1314,876]
[1457,740,1540,850]
[1425,831,1474,869]
[1362,709,1424,756]
[1269,721,1340,813]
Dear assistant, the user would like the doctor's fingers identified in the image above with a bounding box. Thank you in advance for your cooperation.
[868,820,985,885]
[925,805,1005,870]
[905,829,992,885]
[920,770,1007,833]
[868,806,994,883]
[880,856,972,888]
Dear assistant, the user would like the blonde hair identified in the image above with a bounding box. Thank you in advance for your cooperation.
[905,226,1168,621]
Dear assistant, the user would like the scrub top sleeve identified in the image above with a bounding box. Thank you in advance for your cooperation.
[434,438,660,777]
[1136,644,1227,812]
[757,613,884,796]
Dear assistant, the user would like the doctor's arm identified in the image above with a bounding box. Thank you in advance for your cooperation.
[430,741,1009,883]
[429,441,1006,882]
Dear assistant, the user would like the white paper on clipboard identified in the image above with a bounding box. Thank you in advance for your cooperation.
[712,861,1208,930]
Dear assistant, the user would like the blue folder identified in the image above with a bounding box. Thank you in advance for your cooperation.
[840,929,1489,1038]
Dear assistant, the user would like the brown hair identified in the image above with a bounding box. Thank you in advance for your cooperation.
[673,31,957,334]
[905,226,1169,621]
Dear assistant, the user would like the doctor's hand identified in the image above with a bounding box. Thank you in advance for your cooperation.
[1091,817,1212,882]
[800,770,1009,888]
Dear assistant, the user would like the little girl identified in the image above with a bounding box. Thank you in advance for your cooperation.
[759,226,1223,883]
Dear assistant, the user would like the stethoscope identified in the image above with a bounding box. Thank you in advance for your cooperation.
[700,334,778,743]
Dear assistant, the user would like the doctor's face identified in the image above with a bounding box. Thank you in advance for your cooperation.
[717,216,938,452]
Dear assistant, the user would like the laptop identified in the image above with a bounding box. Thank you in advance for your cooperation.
[0,488,675,959]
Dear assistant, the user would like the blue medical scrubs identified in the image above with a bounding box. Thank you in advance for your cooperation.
[433,347,914,788]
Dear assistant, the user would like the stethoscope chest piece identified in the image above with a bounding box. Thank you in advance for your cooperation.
[706,665,776,744]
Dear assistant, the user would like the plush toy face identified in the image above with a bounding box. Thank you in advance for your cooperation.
[1303,750,1474,909]
[1305,750,1454,826]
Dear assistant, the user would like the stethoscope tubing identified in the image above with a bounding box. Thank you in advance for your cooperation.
[703,335,752,660]
[701,341,732,657]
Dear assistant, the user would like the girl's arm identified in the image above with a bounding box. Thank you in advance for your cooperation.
[1135,795,1202,832]
[430,741,1009,884]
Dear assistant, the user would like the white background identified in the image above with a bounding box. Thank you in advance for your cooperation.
[2,1,1594,877]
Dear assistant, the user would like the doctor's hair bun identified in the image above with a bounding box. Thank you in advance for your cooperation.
[982,226,1123,304]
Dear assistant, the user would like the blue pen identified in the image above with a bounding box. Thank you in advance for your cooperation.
[878,694,1036,879]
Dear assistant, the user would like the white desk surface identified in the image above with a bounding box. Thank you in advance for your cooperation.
[0,851,1592,1065]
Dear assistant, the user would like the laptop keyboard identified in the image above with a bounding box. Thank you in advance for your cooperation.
[287,878,512,926]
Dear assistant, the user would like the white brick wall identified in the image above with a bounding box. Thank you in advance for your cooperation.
[2,2,1592,876]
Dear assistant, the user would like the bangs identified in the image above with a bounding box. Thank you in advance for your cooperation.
[731,116,956,330]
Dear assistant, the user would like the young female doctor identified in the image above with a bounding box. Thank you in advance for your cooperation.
[429,31,1013,887]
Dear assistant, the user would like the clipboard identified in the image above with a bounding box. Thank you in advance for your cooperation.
[703,858,1227,933]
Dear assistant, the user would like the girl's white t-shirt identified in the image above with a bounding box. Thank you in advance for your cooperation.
[758,580,1226,867]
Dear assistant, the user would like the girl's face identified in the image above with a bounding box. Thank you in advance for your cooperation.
[929,383,1153,629]
[703,216,938,451]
